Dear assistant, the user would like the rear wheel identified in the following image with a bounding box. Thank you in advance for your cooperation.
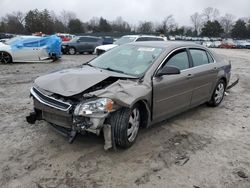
[68,47,76,55]
[0,51,12,64]
[208,79,226,107]
[109,104,141,148]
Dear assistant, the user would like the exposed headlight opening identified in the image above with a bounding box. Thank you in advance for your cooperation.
[74,98,114,116]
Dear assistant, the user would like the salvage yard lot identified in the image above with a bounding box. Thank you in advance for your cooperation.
[0,49,250,188]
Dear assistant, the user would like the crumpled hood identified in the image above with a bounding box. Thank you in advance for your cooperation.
[34,65,135,97]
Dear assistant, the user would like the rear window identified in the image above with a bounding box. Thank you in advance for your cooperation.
[190,49,210,67]
[136,37,164,42]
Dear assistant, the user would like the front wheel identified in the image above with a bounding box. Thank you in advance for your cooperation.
[207,79,226,107]
[0,51,12,63]
[109,104,141,148]
[68,47,76,55]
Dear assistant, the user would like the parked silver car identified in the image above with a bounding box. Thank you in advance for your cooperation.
[27,42,231,149]
[61,36,103,55]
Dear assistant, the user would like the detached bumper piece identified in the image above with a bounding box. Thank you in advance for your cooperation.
[26,111,78,144]
[227,78,239,90]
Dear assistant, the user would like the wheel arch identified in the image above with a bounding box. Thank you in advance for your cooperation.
[0,51,13,63]
[133,99,151,128]
[220,77,227,87]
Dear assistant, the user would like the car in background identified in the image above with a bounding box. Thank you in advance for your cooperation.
[102,36,114,45]
[57,33,75,42]
[0,33,15,40]
[61,36,103,55]
[27,42,231,149]
[235,40,250,49]
[94,35,166,55]
[211,41,222,48]
[203,41,213,48]
[0,35,61,63]
[219,40,236,49]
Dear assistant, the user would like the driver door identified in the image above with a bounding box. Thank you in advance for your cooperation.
[152,48,194,122]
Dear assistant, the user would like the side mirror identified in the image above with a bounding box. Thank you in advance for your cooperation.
[156,66,180,77]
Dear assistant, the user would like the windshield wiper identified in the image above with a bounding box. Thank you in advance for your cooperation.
[102,67,126,74]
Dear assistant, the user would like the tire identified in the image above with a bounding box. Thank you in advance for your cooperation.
[68,47,76,55]
[207,79,226,107]
[109,104,141,148]
[0,51,12,64]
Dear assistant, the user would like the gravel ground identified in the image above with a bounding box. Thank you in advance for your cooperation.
[0,49,250,188]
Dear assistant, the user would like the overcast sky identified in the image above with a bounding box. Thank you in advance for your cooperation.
[1,0,249,26]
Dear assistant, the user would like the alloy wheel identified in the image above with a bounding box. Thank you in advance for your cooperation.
[127,108,140,143]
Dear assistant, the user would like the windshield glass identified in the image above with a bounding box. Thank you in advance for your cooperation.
[69,37,79,43]
[114,36,137,45]
[89,44,164,77]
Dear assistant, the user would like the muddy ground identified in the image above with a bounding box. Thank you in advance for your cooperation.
[0,49,250,188]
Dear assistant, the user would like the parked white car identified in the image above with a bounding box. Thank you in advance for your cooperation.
[0,35,61,63]
[94,35,166,55]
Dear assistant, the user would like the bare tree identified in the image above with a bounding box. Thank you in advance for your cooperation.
[190,12,202,35]
[88,17,100,32]
[112,17,131,32]
[60,10,76,31]
[220,14,235,36]
[203,7,220,22]
[137,21,154,33]
[3,11,25,33]
[212,8,220,21]
[156,15,176,34]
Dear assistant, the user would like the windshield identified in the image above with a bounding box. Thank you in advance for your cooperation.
[114,36,137,45]
[68,37,79,43]
[89,44,164,77]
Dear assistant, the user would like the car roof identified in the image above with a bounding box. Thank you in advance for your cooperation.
[77,36,101,39]
[130,41,204,49]
[122,35,164,39]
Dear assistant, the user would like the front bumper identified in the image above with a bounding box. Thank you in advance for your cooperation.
[27,87,108,132]
[61,45,69,54]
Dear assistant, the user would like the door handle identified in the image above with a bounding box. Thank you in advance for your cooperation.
[186,73,193,79]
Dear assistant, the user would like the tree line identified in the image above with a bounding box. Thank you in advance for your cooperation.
[0,7,250,39]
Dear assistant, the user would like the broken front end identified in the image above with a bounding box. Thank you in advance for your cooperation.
[26,86,118,149]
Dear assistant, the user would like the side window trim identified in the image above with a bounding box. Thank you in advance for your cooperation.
[206,51,215,63]
[153,47,190,77]
[188,48,211,68]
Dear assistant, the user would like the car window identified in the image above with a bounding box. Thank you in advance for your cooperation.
[88,38,99,42]
[147,37,164,41]
[79,37,96,42]
[206,52,214,63]
[190,49,210,67]
[135,37,148,41]
[164,49,190,70]
[136,37,164,42]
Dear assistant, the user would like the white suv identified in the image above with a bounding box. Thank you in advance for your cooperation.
[95,35,166,55]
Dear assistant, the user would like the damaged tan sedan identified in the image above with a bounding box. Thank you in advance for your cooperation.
[27,42,232,149]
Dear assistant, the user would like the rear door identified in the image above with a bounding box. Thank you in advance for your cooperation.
[188,48,218,106]
[87,38,101,52]
[77,37,89,52]
[152,48,194,122]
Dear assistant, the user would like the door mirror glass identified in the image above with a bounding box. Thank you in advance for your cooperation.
[156,66,180,77]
